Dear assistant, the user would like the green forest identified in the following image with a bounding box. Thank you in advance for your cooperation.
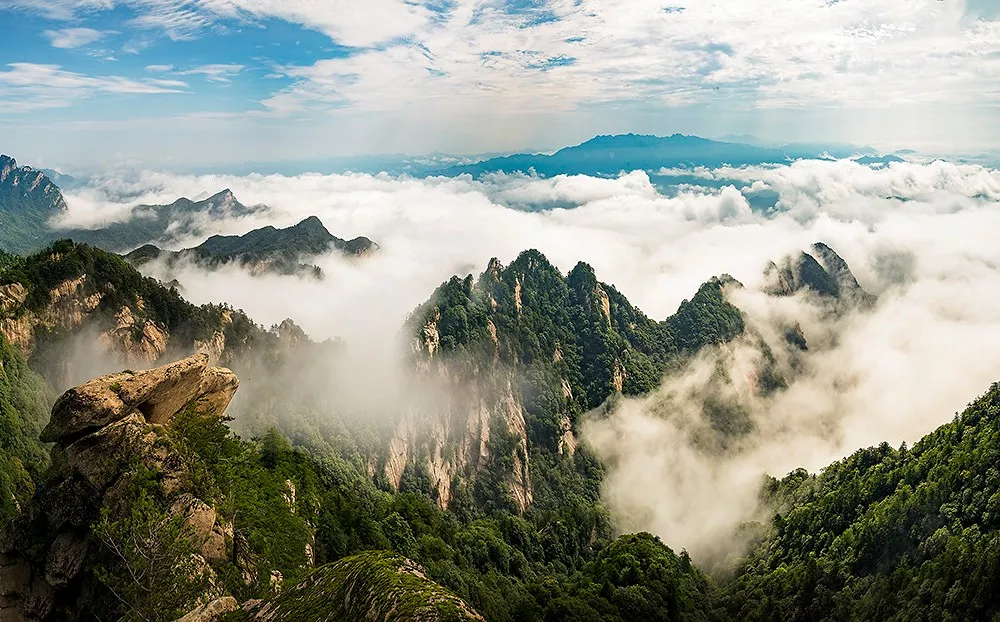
[1,241,999,620]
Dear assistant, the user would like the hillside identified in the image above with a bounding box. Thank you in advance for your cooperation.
[125,216,378,278]
[0,240,279,389]
[725,381,1000,620]
[0,155,68,254]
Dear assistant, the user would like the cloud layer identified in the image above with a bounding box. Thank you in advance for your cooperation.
[57,157,1000,559]
[1,0,998,164]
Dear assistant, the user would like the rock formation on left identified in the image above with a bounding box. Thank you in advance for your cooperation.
[0,353,239,621]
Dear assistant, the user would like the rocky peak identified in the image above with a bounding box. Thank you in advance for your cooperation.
[41,353,238,442]
[0,154,16,180]
[0,354,239,621]
[0,154,66,212]
[763,243,875,309]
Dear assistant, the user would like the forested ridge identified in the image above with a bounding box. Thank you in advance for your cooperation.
[1,240,998,620]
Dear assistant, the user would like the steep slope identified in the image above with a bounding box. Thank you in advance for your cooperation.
[56,189,261,253]
[0,156,68,255]
[0,333,51,526]
[0,240,277,389]
[0,354,240,621]
[390,250,747,514]
[125,216,378,278]
[724,381,1000,620]
[764,242,875,309]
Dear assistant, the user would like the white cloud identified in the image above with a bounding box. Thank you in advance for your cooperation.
[51,157,1000,558]
[43,27,105,48]
[6,0,998,116]
[175,63,244,83]
[0,63,187,112]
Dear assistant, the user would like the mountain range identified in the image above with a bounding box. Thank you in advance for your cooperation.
[0,233,899,621]
[0,155,68,254]
[0,142,994,621]
[125,216,378,278]
[439,133,896,178]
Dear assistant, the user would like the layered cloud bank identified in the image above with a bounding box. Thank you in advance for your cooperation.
[56,158,1000,558]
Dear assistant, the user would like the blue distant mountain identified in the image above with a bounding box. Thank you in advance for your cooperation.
[436,133,881,178]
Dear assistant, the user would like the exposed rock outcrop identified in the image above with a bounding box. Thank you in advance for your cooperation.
[233,551,485,622]
[0,272,180,378]
[41,353,237,442]
[763,243,875,310]
[0,354,239,622]
[176,596,238,622]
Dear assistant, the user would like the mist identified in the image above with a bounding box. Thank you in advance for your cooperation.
[52,157,1000,561]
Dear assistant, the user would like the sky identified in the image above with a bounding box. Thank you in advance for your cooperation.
[0,0,999,169]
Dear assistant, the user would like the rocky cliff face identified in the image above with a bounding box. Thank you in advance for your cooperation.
[0,273,172,384]
[0,242,271,390]
[764,243,875,309]
[391,250,749,515]
[0,354,239,621]
[0,354,486,622]
[0,155,68,255]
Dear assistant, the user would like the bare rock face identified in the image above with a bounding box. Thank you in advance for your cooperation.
[42,353,238,442]
[0,354,240,622]
[176,596,238,622]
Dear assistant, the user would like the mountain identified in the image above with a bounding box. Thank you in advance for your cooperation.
[853,154,906,166]
[725,381,1000,620]
[716,135,880,158]
[0,155,68,254]
[3,236,1000,620]
[765,242,876,309]
[56,189,263,253]
[125,216,378,278]
[0,239,283,390]
[384,250,750,518]
[439,134,883,178]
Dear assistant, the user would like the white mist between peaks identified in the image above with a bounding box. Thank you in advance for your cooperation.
[54,158,1000,561]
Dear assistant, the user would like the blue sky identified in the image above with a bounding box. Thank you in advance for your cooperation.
[0,0,998,170]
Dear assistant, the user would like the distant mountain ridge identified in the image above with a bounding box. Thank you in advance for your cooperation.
[439,133,889,178]
[58,188,262,253]
[125,216,378,277]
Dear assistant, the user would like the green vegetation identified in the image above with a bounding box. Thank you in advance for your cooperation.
[0,332,51,526]
[123,216,375,279]
[102,411,707,622]
[6,239,999,620]
[90,466,211,622]
[0,241,280,382]
[723,382,1000,620]
[225,550,486,621]
[409,250,746,453]
[0,155,67,255]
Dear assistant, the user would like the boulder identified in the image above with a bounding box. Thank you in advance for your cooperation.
[42,353,239,442]
[63,413,152,492]
[43,531,88,588]
[175,596,238,622]
[170,495,229,564]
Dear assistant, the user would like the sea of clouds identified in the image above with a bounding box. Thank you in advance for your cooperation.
[53,158,1000,561]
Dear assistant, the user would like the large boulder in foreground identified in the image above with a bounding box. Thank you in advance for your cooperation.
[0,354,240,622]
[41,353,239,442]
[233,551,485,622]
